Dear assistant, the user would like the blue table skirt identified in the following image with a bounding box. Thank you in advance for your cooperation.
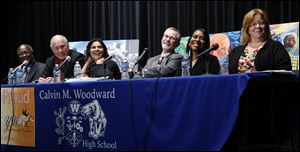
[1,74,251,151]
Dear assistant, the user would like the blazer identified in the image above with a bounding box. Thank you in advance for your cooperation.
[190,54,220,75]
[42,50,85,79]
[88,60,121,79]
[228,40,292,74]
[25,60,46,83]
[143,52,183,78]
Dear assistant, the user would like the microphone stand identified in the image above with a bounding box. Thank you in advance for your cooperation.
[129,69,135,79]
[131,49,148,78]
[132,63,138,74]
[61,61,70,82]
[129,63,138,79]
[104,62,107,79]
[205,54,209,74]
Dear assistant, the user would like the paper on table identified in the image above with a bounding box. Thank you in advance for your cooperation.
[65,76,108,82]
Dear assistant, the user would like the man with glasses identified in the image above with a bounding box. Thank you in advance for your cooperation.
[16,44,45,83]
[39,34,85,82]
[142,27,183,77]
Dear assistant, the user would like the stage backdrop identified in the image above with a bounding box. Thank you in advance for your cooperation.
[176,22,299,73]
[69,39,139,70]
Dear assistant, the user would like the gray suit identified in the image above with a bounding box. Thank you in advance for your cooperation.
[143,52,183,78]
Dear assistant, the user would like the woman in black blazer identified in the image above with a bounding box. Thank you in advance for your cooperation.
[228,8,291,74]
[186,28,220,75]
[81,38,121,79]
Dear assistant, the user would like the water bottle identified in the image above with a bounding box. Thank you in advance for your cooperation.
[181,55,190,76]
[7,68,15,84]
[121,59,129,80]
[74,61,81,79]
[53,64,61,82]
[15,67,25,84]
[219,49,229,74]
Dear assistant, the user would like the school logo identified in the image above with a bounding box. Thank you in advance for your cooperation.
[81,100,107,139]
[54,100,107,148]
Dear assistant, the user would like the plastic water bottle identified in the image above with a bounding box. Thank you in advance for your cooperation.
[53,64,61,82]
[219,49,229,74]
[15,67,25,84]
[7,68,15,84]
[181,55,190,76]
[121,59,129,80]
[74,61,81,79]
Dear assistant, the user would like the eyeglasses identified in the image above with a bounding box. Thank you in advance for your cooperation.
[250,22,265,28]
[163,34,177,41]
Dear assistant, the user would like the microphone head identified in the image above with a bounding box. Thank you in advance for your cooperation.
[110,53,116,58]
[23,60,29,65]
[143,47,149,52]
[103,54,115,63]
[65,56,71,61]
[211,43,219,50]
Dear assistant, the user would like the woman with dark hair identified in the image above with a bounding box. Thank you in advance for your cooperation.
[186,28,220,75]
[81,38,121,79]
[228,8,291,73]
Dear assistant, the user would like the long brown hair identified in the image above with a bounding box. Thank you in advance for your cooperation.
[85,38,109,61]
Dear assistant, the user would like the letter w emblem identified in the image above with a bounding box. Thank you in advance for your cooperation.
[68,101,82,115]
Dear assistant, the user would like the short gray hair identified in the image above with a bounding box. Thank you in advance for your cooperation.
[50,34,68,48]
[166,27,181,42]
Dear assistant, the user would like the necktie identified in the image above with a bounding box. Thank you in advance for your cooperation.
[158,56,164,65]
[22,66,28,83]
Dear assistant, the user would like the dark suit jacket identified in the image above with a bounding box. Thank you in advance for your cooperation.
[42,50,85,79]
[143,52,183,77]
[88,60,121,79]
[25,60,46,83]
[228,40,292,74]
[190,54,220,75]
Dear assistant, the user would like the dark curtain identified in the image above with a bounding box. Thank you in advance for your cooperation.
[2,1,299,83]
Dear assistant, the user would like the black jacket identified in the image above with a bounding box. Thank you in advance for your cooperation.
[190,54,220,75]
[88,60,121,79]
[228,40,291,74]
[42,50,85,79]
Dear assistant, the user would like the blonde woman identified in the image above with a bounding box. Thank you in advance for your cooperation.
[228,8,291,74]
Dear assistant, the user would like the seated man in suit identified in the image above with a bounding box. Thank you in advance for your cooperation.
[39,34,85,83]
[143,27,183,77]
[16,44,45,83]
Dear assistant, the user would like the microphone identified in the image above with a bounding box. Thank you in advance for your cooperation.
[80,54,115,76]
[103,54,115,63]
[58,56,71,69]
[134,48,148,66]
[131,48,149,76]
[12,60,29,74]
[103,54,115,79]
[196,43,219,59]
